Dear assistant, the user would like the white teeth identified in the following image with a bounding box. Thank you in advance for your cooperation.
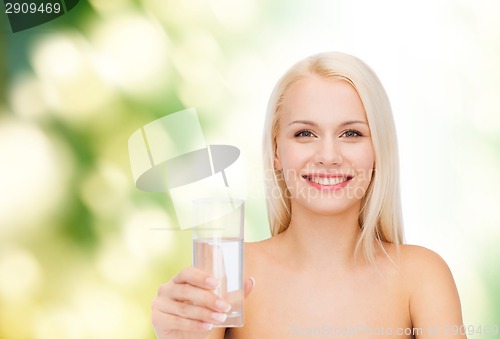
[309,176,348,186]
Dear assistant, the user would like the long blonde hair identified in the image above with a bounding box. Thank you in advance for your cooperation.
[262,52,404,264]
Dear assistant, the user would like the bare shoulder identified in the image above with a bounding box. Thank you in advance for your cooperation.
[244,238,269,253]
[244,237,269,257]
[243,236,287,290]
[244,237,279,269]
[396,244,457,290]
[397,244,465,336]
[398,244,451,273]
[397,244,455,298]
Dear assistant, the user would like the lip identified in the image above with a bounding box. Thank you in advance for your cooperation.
[302,173,353,190]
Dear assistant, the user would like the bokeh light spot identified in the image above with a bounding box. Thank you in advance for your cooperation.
[30,32,115,121]
[0,119,71,236]
[0,247,42,302]
[91,13,171,98]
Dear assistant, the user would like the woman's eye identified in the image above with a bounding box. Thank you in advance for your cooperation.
[341,130,362,138]
[294,130,314,138]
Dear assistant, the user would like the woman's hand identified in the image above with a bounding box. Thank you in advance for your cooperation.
[152,267,255,339]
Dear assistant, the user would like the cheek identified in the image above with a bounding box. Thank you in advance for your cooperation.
[350,146,375,180]
[349,150,375,200]
[274,142,294,171]
[275,144,302,190]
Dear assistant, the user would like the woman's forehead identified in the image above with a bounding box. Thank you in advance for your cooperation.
[279,75,367,124]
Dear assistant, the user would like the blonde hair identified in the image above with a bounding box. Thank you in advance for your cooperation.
[262,52,404,264]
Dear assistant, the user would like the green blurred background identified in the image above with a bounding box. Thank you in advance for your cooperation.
[0,0,499,338]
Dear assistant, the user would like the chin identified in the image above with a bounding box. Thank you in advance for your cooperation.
[293,197,361,217]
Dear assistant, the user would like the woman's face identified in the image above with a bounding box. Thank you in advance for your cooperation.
[274,75,375,216]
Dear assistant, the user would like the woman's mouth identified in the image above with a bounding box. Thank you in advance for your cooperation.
[302,175,353,190]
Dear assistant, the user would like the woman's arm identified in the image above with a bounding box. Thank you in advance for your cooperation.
[404,245,467,339]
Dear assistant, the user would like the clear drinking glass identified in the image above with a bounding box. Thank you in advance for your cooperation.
[192,198,244,327]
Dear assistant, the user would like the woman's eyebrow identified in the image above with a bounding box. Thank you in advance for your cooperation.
[339,120,368,127]
[288,120,317,126]
[288,120,367,127]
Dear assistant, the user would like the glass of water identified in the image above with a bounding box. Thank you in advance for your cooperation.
[192,198,244,327]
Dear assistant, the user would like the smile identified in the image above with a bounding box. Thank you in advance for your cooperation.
[303,175,353,189]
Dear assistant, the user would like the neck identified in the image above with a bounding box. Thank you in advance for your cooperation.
[277,202,364,272]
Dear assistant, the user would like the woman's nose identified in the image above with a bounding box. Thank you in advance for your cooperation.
[314,139,343,167]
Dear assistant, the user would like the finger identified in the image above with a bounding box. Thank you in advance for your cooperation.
[152,311,215,333]
[172,267,219,290]
[164,300,229,325]
[168,283,231,313]
[244,277,255,298]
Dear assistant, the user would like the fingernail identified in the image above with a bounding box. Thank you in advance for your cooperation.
[249,277,256,288]
[205,276,219,289]
[215,299,231,312]
[200,322,214,331]
[211,312,227,323]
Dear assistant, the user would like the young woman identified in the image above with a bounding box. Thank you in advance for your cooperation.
[151,52,466,338]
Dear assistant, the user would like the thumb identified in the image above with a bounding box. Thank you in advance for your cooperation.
[243,277,255,298]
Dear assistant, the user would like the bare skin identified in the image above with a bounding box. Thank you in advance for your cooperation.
[222,236,465,338]
[152,76,466,339]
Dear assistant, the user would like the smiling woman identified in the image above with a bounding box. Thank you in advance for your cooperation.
[273,76,375,231]
[150,52,467,339]
[263,52,401,265]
